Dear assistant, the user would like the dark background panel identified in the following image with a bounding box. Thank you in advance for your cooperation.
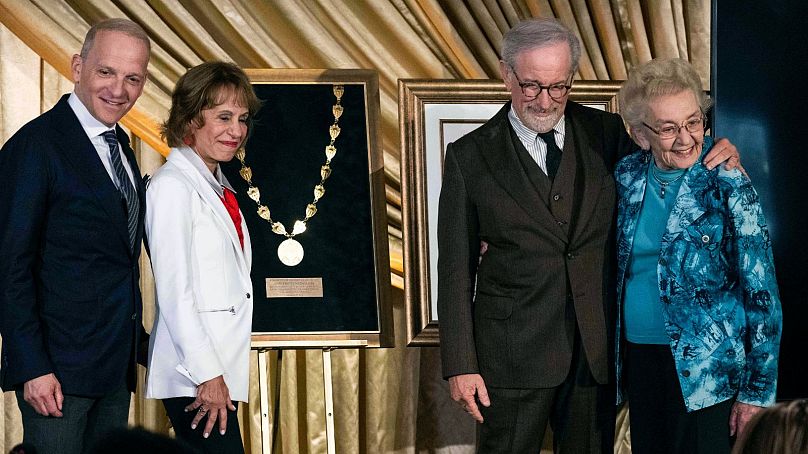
[713,0,808,399]
[221,83,380,333]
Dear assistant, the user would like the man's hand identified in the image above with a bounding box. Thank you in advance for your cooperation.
[449,373,490,423]
[184,375,235,438]
[729,401,763,438]
[23,373,63,417]
[703,137,744,174]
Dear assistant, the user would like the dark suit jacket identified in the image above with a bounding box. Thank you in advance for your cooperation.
[437,101,633,388]
[0,94,147,397]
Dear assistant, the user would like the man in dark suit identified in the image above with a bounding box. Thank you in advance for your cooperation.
[0,18,151,454]
[437,18,739,453]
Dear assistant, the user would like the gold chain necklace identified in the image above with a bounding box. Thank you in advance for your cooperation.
[236,85,344,266]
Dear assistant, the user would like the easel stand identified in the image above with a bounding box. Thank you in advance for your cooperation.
[253,340,369,454]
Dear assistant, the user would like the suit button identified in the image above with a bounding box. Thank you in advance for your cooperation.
[566,252,576,260]
[682,370,690,377]
[553,194,561,201]
[556,220,566,226]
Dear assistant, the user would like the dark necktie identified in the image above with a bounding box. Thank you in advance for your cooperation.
[538,130,562,179]
[103,130,139,249]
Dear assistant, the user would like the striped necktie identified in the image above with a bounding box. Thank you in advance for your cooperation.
[102,130,139,250]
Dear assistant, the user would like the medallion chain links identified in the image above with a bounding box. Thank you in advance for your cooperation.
[236,85,344,240]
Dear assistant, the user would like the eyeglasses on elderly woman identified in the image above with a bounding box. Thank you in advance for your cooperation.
[642,115,705,140]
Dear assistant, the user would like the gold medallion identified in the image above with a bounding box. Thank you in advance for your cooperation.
[277,238,304,267]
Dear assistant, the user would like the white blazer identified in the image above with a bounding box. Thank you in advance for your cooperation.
[145,146,253,402]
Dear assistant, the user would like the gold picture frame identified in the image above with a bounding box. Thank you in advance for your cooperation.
[233,69,393,349]
[399,79,622,346]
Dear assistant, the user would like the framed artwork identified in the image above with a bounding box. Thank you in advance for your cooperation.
[223,69,393,348]
[399,79,622,346]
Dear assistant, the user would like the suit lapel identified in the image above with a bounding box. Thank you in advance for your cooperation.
[51,96,131,250]
[241,208,252,271]
[170,148,251,272]
[510,128,552,200]
[480,105,566,240]
[567,103,612,242]
[615,152,650,257]
[661,164,708,252]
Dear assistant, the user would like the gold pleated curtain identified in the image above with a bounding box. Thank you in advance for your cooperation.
[0,1,710,452]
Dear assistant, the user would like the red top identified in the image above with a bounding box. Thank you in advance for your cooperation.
[220,187,244,250]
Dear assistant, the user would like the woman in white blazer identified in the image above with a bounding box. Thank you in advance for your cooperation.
[145,62,260,454]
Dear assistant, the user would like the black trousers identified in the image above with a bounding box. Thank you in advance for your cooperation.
[477,332,614,454]
[626,342,734,454]
[163,397,244,454]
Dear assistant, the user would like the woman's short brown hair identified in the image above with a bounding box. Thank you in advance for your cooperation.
[162,61,261,148]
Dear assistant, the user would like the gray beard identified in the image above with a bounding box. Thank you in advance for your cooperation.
[520,105,564,133]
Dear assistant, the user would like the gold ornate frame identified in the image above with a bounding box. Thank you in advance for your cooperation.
[399,79,622,346]
[244,69,393,349]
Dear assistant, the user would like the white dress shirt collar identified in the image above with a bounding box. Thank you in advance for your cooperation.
[67,92,138,188]
[507,104,566,173]
[68,92,115,139]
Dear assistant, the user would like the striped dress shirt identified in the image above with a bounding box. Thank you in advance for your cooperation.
[507,106,566,176]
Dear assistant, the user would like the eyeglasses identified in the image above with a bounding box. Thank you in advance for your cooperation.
[642,116,705,140]
[509,66,572,101]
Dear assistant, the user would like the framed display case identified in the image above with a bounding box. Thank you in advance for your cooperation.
[223,69,393,348]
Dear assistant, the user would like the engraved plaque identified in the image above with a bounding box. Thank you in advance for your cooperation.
[266,277,324,298]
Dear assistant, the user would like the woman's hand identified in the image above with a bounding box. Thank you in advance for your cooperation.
[729,401,763,438]
[184,375,236,438]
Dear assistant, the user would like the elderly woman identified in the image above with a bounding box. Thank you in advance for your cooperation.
[145,61,260,453]
[614,58,782,454]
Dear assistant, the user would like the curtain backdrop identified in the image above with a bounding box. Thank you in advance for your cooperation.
[0,1,709,452]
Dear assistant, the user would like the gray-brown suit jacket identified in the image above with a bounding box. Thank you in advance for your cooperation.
[437,101,633,388]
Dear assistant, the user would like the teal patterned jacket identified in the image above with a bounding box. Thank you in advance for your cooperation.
[614,137,782,411]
